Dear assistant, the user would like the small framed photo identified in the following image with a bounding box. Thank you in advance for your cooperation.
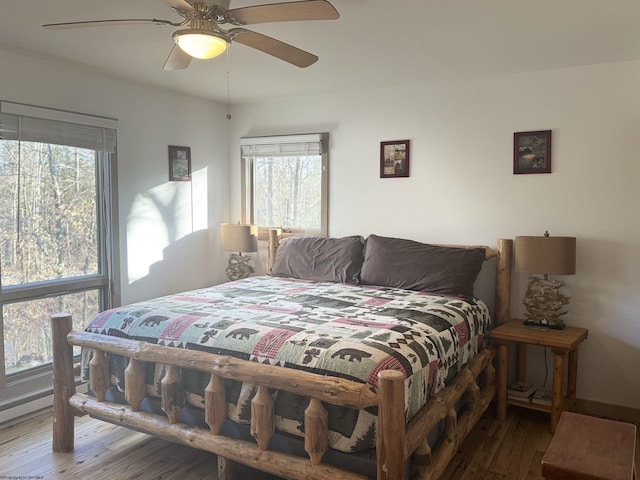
[380,140,410,178]
[513,130,551,174]
[169,145,191,181]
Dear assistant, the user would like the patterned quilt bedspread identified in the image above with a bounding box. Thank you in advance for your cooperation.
[83,275,491,452]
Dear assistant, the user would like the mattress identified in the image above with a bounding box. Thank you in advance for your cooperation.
[83,275,491,452]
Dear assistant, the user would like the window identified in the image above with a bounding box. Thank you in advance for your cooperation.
[241,133,328,237]
[0,101,118,406]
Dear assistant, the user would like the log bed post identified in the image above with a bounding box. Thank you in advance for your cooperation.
[267,228,281,273]
[494,238,513,326]
[51,313,76,453]
[376,370,406,479]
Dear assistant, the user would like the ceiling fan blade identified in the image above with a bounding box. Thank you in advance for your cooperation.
[225,0,339,26]
[164,0,194,12]
[230,28,318,68]
[163,44,193,70]
[43,19,180,30]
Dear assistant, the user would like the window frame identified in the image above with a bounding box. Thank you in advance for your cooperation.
[0,102,119,405]
[240,132,329,239]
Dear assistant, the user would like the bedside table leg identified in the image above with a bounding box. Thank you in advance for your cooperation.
[567,348,579,408]
[550,349,566,434]
[516,343,527,383]
[497,343,508,421]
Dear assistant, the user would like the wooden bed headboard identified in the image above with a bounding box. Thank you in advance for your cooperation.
[266,230,513,325]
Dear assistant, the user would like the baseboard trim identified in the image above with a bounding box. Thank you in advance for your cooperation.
[0,381,85,427]
[575,398,640,424]
[0,394,53,427]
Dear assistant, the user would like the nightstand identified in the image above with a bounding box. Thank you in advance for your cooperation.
[491,319,588,433]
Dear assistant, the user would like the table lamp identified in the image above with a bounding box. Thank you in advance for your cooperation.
[515,231,576,329]
[220,223,258,281]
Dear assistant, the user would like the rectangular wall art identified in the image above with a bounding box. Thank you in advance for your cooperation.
[169,145,192,181]
[513,130,551,174]
[380,140,410,178]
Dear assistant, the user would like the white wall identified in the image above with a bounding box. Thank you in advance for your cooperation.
[0,45,230,305]
[229,60,640,409]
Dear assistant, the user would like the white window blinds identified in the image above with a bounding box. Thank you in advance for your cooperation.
[240,133,323,157]
[0,101,117,153]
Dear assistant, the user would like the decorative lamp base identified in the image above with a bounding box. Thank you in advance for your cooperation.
[225,253,254,281]
[522,276,569,330]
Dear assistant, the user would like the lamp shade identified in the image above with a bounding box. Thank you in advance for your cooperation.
[220,223,258,253]
[515,236,576,275]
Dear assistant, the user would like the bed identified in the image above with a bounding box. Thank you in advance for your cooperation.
[51,230,513,480]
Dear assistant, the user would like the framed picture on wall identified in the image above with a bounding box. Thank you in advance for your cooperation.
[513,130,551,174]
[380,140,410,178]
[169,145,191,181]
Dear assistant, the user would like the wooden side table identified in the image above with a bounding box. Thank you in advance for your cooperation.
[491,319,588,433]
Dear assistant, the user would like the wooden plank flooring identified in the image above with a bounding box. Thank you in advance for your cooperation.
[1,407,637,479]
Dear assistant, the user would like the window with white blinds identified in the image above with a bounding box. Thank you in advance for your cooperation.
[240,133,328,237]
[0,101,119,406]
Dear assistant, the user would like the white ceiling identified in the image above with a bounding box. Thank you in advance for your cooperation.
[2,0,640,104]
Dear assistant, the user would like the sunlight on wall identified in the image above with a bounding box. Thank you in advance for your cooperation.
[192,166,208,231]
[126,167,208,284]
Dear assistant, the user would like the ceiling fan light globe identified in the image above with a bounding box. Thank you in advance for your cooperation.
[173,31,227,59]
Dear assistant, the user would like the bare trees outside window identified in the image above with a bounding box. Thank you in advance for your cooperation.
[0,141,100,374]
[253,155,322,232]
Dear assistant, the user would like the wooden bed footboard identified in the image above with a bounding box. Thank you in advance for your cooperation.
[52,313,496,480]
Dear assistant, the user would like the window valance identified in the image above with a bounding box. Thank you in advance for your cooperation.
[240,133,323,157]
[0,101,117,153]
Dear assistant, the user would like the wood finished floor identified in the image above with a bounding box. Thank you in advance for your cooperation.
[1,406,638,479]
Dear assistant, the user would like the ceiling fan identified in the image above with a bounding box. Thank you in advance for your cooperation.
[42,0,339,70]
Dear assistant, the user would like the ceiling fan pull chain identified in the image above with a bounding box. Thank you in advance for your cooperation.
[226,47,232,121]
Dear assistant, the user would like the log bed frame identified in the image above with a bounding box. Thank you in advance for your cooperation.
[51,232,513,480]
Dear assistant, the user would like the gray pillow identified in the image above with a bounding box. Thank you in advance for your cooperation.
[360,234,485,296]
[270,236,365,284]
